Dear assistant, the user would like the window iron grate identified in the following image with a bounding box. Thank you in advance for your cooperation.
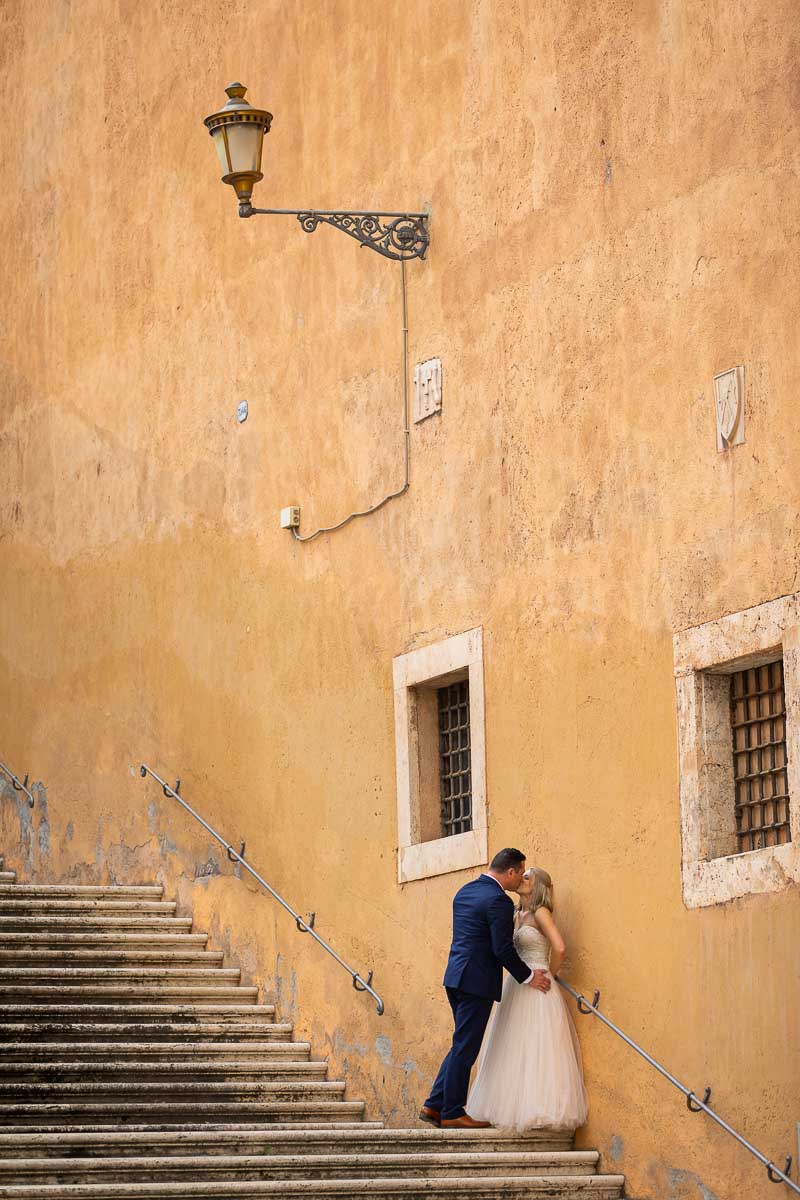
[438,680,472,837]
[730,659,791,853]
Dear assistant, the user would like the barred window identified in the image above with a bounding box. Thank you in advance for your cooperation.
[731,660,791,852]
[438,681,472,837]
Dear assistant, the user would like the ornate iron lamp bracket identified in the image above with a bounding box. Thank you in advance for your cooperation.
[238,204,429,261]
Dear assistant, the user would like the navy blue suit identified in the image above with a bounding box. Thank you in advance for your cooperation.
[425,875,532,1120]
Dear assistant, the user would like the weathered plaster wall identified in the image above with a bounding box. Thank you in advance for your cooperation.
[2,3,799,1197]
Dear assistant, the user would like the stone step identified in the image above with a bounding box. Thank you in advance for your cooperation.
[0,950,224,966]
[0,1128,569,1159]
[0,1042,310,1062]
[0,1006,276,1025]
[0,1081,345,1102]
[0,967,241,983]
[0,902,178,914]
[0,866,621,1200]
[0,1100,366,1126]
[0,917,193,932]
[0,933,208,947]
[0,1175,625,1197]
[0,1122,383,1138]
[0,985,259,1003]
[0,1061,326,1082]
[0,872,16,884]
[0,1150,600,1184]
[0,886,163,898]
[0,1019,286,1039]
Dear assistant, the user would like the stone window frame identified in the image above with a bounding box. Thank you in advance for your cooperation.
[673,594,800,909]
[393,628,488,883]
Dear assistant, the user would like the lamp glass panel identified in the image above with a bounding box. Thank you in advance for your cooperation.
[224,122,264,174]
[211,127,231,174]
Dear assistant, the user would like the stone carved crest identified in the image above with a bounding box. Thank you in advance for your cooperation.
[714,366,745,450]
[413,358,442,423]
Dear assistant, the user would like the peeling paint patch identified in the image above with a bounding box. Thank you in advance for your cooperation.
[375,1034,392,1065]
[13,788,35,875]
[328,1028,369,1058]
[195,856,221,880]
[609,1134,623,1161]
[158,832,179,856]
[35,788,50,857]
[666,1167,721,1200]
[65,822,74,842]
[274,954,299,1019]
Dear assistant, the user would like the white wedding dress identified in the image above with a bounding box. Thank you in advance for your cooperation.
[466,921,588,1130]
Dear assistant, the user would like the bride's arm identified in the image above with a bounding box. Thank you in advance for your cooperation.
[533,907,566,977]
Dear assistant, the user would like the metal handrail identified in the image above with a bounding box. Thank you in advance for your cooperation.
[139,763,384,1015]
[0,760,34,808]
[557,977,798,1194]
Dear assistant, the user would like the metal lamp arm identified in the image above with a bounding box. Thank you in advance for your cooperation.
[238,204,429,262]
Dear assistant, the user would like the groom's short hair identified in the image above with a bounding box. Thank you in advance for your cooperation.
[490,847,526,872]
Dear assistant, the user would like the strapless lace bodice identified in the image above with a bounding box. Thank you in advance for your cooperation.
[513,923,551,970]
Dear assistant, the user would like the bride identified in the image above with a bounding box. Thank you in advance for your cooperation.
[466,866,588,1130]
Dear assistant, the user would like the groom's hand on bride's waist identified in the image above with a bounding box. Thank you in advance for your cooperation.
[527,969,551,992]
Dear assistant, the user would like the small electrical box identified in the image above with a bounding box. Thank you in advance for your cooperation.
[280,506,301,529]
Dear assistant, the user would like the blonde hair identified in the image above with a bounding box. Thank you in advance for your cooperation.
[527,866,554,913]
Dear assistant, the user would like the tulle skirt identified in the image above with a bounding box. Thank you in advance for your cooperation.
[466,971,588,1131]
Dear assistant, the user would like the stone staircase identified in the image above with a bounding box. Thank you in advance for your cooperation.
[0,857,625,1198]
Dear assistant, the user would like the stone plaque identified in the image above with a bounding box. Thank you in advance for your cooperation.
[714,366,744,450]
[413,358,442,423]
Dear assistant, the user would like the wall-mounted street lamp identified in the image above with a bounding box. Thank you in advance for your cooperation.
[203,83,429,262]
[203,81,430,543]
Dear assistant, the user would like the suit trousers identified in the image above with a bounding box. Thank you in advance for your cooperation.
[424,986,494,1120]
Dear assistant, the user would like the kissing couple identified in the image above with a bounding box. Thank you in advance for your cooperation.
[420,847,588,1131]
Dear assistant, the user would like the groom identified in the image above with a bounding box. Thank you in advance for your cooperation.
[419,847,551,1129]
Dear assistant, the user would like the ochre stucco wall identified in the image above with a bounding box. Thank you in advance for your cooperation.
[2,3,799,1197]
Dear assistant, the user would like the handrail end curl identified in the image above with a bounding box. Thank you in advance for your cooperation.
[352,970,384,1016]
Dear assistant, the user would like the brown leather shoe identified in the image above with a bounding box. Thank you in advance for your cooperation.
[441,1114,492,1129]
[418,1106,441,1127]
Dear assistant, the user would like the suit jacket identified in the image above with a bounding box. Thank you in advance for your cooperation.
[442,875,532,1001]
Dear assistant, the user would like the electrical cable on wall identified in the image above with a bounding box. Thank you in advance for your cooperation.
[286,259,411,544]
